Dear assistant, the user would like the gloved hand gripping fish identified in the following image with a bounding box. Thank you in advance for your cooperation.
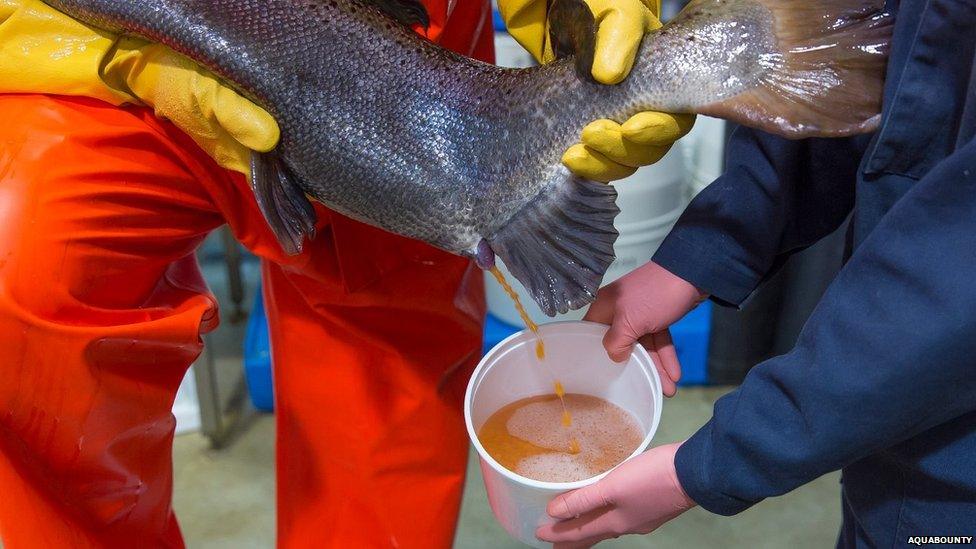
[42,0,891,315]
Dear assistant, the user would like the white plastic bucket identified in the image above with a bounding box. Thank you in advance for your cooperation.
[681,115,727,199]
[465,321,664,547]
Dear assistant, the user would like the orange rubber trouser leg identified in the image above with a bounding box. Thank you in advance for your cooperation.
[0,92,488,548]
[0,94,231,548]
[264,237,485,548]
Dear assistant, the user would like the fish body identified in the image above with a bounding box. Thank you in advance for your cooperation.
[42,0,891,315]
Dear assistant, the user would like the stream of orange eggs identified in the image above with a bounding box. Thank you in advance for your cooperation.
[490,267,579,454]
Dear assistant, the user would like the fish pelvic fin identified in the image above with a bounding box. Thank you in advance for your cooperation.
[698,0,892,138]
[250,152,317,255]
[547,0,597,82]
[487,172,619,317]
[367,0,430,29]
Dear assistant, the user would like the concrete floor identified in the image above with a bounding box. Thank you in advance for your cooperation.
[172,386,842,548]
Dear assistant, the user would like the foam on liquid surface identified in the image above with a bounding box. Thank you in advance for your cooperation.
[478,393,644,483]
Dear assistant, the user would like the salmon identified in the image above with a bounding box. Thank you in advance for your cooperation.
[42,0,891,314]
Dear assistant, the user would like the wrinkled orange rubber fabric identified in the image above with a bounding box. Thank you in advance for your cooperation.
[0,2,492,547]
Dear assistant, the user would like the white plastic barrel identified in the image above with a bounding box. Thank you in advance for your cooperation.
[682,115,727,199]
[465,321,663,547]
[494,32,536,69]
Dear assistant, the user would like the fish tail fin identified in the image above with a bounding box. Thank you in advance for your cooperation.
[487,172,619,317]
[699,0,893,138]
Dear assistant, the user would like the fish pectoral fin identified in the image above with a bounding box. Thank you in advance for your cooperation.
[487,174,619,317]
[367,0,430,30]
[250,152,317,256]
[547,0,597,82]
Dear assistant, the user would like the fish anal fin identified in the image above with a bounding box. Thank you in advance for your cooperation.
[488,171,619,316]
[547,0,597,82]
[367,0,430,29]
[250,152,317,256]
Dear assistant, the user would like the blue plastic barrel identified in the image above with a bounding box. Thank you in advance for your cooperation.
[670,301,711,385]
[243,281,275,411]
[492,8,506,32]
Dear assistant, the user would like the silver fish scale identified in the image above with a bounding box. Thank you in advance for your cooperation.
[43,0,777,255]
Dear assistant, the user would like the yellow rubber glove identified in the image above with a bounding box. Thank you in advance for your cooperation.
[564,112,695,182]
[497,0,695,182]
[0,0,278,175]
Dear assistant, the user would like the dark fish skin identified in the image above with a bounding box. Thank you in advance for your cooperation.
[41,0,892,315]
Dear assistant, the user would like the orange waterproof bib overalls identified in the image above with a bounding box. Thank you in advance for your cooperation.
[0,1,493,547]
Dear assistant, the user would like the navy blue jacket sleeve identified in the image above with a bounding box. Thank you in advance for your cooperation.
[674,138,976,515]
[653,128,870,305]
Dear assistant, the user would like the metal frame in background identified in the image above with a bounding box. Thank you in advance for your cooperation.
[193,226,257,449]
